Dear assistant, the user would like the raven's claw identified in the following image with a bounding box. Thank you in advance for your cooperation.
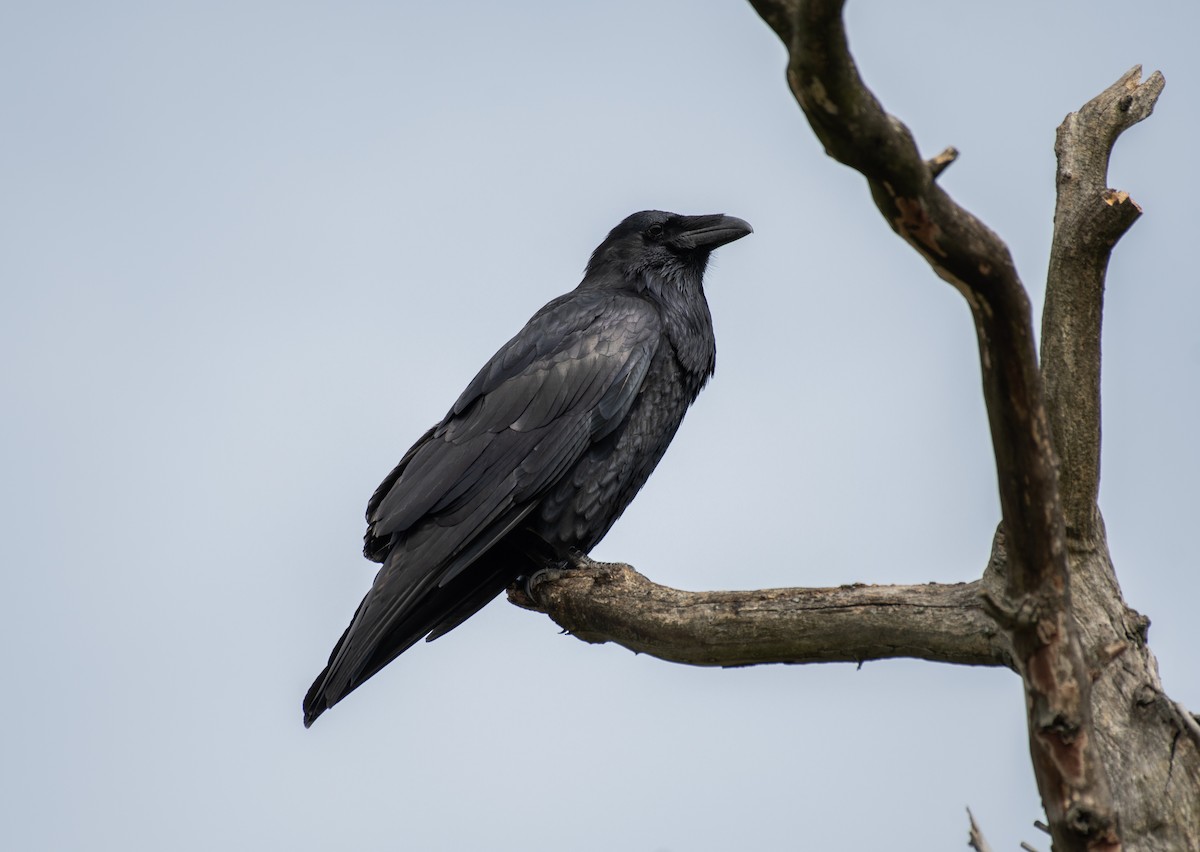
[565,547,595,570]
[523,567,568,599]
[523,549,596,598]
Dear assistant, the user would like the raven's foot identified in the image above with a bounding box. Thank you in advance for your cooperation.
[523,566,571,599]
[564,547,598,570]
[520,550,601,597]
[510,550,612,609]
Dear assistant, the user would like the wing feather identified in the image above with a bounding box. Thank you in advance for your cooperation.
[311,291,663,710]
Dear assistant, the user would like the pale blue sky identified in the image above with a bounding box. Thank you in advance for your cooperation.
[3,2,1197,850]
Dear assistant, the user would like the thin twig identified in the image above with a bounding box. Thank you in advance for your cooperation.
[967,808,994,852]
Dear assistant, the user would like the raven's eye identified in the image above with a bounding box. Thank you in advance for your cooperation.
[646,224,664,241]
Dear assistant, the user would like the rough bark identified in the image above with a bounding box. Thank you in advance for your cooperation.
[511,2,1199,848]
[508,559,1013,669]
[1038,67,1199,850]
[1042,67,1162,545]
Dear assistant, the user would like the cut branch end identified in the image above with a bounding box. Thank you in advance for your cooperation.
[927,146,959,179]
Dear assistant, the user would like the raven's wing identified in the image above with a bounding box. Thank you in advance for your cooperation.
[304,291,661,723]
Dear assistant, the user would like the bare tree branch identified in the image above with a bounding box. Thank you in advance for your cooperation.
[1041,66,1164,543]
[749,0,1057,594]
[745,1,1118,847]
[1034,67,1200,848]
[508,557,1012,669]
[926,146,959,179]
[967,807,995,852]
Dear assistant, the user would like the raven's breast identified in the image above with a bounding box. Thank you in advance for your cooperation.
[532,342,704,552]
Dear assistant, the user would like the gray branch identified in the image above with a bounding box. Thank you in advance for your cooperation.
[744,2,1119,845]
[1042,66,1164,543]
[508,557,1013,669]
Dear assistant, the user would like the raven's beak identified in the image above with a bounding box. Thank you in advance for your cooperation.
[675,214,754,251]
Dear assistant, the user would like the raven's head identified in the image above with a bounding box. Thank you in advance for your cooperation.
[584,210,752,288]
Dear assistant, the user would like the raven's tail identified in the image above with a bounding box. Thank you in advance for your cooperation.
[301,554,521,728]
[302,597,376,728]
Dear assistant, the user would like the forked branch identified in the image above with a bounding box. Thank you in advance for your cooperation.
[745,2,1120,847]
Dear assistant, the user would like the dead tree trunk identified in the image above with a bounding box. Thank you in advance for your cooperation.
[509,2,1200,848]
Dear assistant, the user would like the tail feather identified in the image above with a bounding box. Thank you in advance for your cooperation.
[301,552,525,727]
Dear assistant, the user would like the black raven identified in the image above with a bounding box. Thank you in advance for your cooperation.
[303,210,751,726]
